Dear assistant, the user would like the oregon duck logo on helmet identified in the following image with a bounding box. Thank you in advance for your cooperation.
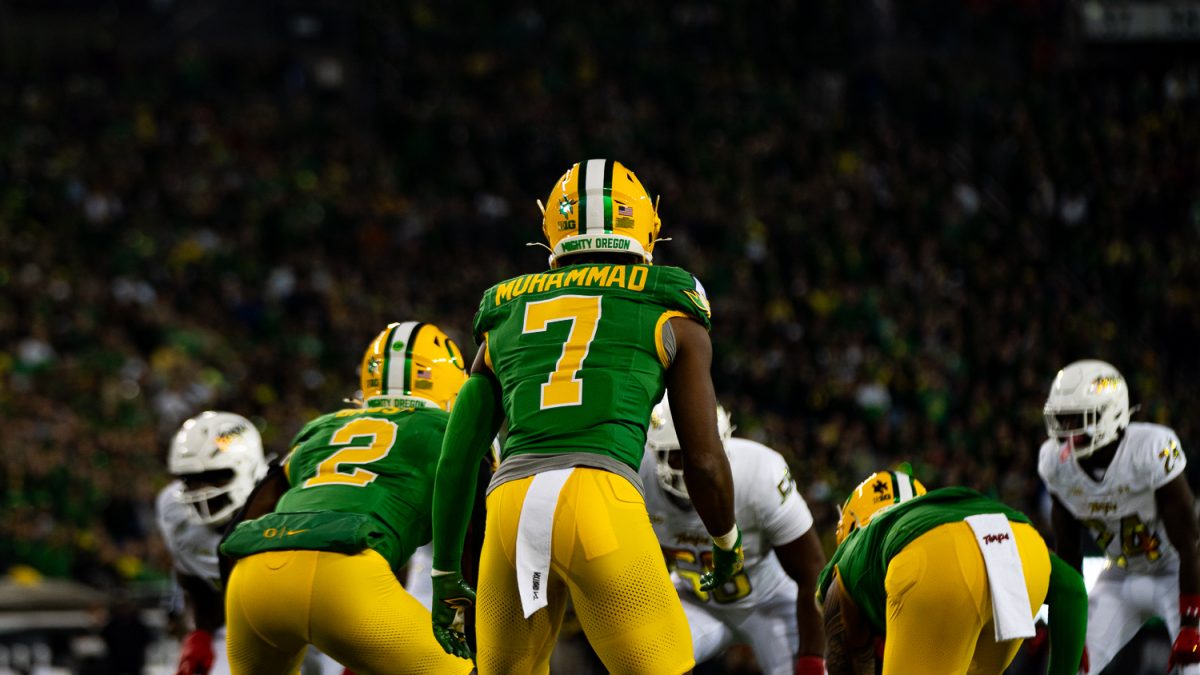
[539,159,662,269]
[360,322,469,412]
[835,470,927,545]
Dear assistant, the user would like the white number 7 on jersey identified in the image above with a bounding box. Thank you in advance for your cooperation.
[522,295,602,409]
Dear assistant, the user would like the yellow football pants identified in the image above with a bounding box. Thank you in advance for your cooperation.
[881,521,1050,675]
[475,467,694,675]
[225,548,473,675]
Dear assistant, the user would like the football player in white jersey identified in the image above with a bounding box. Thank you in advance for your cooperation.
[640,395,827,675]
[157,411,268,675]
[1038,360,1200,673]
[157,411,344,675]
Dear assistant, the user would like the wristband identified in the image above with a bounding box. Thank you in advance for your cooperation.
[795,655,825,675]
[712,525,739,551]
[1182,593,1200,620]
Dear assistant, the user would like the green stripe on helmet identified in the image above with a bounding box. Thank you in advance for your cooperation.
[602,160,614,233]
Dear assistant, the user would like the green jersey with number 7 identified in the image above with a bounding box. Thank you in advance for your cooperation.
[474,263,711,472]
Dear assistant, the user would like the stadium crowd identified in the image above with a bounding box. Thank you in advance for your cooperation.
[1,0,1198,628]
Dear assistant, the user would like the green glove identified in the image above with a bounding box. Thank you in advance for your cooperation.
[699,528,744,592]
[431,571,476,661]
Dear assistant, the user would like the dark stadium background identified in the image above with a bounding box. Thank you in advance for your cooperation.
[0,0,1197,672]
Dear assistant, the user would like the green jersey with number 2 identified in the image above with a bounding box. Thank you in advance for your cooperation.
[274,405,448,568]
[474,263,711,471]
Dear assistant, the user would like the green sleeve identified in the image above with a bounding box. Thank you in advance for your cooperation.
[1045,552,1087,675]
[432,374,503,572]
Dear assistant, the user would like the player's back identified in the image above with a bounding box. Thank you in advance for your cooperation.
[821,487,1033,631]
[276,404,448,568]
[475,262,710,473]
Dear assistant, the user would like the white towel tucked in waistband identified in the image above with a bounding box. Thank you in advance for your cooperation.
[964,513,1036,642]
[515,468,574,618]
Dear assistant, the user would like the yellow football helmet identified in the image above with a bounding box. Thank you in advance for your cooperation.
[360,321,468,411]
[540,159,661,268]
[835,470,928,545]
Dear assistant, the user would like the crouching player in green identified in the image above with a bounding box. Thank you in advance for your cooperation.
[820,470,1087,675]
[220,322,476,675]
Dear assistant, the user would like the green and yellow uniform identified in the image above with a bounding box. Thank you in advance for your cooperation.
[476,263,711,484]
[222,405,472,675]
[818,487,1087,675]
[468,263,710,675]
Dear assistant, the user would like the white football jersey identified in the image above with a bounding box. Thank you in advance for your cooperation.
[1038,422,1185,574]
[155,480,223,588]
[639,437,814,611]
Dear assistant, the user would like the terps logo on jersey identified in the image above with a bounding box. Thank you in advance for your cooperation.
[1089,501,1119,515]
[982,533,1011,545]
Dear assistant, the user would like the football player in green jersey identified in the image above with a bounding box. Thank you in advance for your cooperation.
[219,322,475,675]
[430,159,742,674]
[818,470,1088,675]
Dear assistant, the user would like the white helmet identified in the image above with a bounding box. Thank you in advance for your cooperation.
[168,411,267,526]
[1043,360,1132,459]
[645,393,734,500]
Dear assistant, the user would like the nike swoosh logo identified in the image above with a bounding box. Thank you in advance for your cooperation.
[286,529,309,535]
